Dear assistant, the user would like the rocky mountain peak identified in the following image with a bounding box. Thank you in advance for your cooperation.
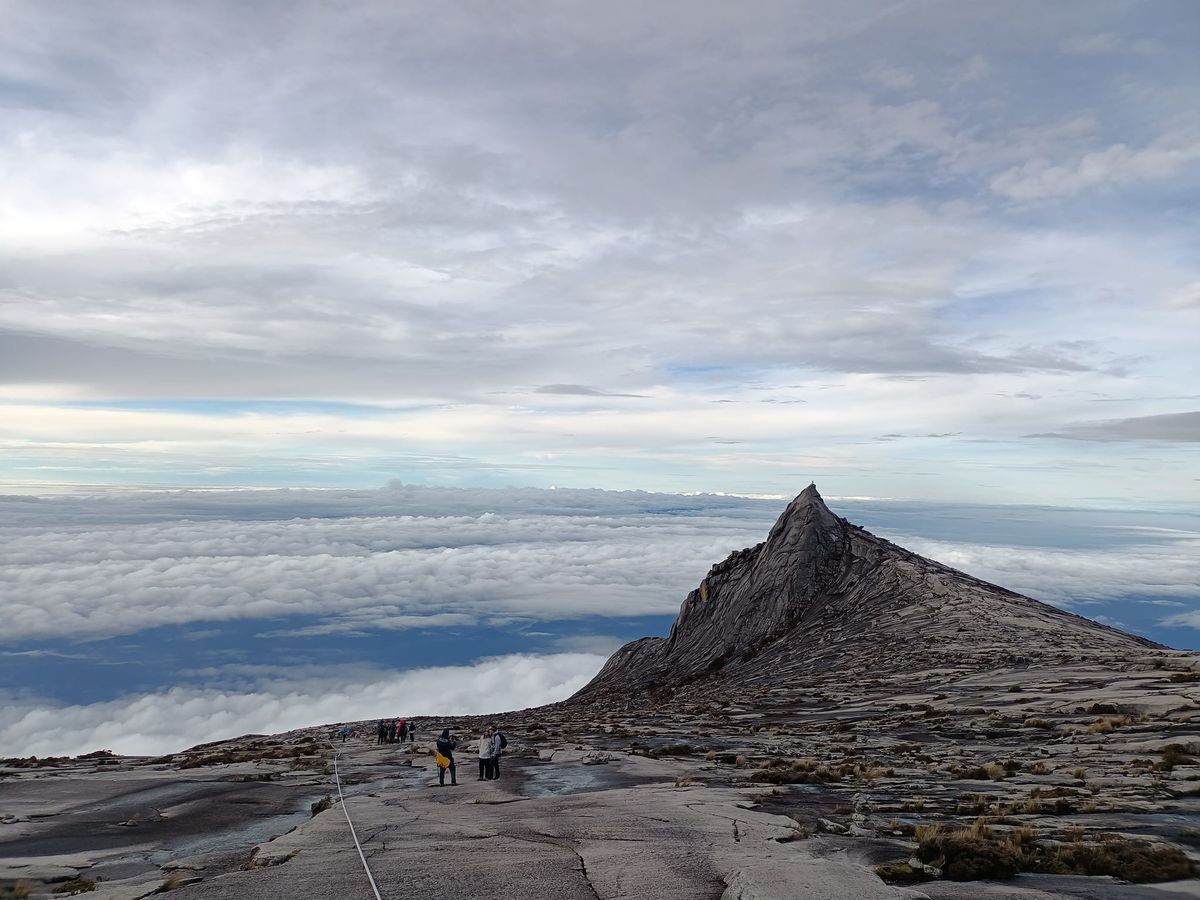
[571,487,1161,704]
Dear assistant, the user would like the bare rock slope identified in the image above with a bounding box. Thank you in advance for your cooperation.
[574,484,1159,703]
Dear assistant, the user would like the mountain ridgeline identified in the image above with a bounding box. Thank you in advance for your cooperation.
[571,485,1159,704]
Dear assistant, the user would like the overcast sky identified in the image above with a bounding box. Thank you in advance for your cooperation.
[0,1,1196,503]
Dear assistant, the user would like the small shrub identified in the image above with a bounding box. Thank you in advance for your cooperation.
[1008,824,1037,850]
[874,862,933,882]
[1042,842,1193,883]
[310,795,333,817]
[53,879,96,896]
[918,833,1021,881]
[1156,744,1194,772]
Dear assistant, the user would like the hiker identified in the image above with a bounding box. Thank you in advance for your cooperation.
[491,724,508,779]
[388,719,397,743]
[339,724,351,744]
[376,719,386,745]
[435,729,458,786]
[408,720,416,744]
[477,726,496,780]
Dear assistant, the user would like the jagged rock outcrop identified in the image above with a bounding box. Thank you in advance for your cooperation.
[573,484,1160,702]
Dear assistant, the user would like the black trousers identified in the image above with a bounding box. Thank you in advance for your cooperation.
[492,754,501,779]
[439,760,457,785]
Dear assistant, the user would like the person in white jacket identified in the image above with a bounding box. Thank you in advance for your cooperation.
[477,726,496,780]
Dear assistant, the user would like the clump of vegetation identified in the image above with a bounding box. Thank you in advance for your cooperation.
[747,757,841,785]
[1155,744,1195,772]
[1,756,67,769]
[53,878,96,895]
[894,821,1196,884]
[918,830,1022,881]
[631,742,695,759]
[1168,671,1198,683]
[1042,842,1192,882]
[1,883,32,899]
[1023,718,1054,730]
[874,862,933,882]
[178,739,322,769]
[310,795,334,817]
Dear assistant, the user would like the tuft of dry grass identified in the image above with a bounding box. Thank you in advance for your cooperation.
[52,879,96,896]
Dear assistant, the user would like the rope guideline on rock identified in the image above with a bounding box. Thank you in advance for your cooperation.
[329,742,385,900]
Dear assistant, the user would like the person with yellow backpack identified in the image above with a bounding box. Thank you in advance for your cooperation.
[434,728,458,786]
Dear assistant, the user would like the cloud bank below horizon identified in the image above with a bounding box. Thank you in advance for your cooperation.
[1,652,606,758]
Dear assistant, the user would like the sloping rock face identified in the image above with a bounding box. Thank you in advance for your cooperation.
[574,485,1160,702]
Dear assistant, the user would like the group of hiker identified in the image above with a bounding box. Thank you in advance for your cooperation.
[432,724,507,786]
[334,718,509,788]
[374,717,415,745]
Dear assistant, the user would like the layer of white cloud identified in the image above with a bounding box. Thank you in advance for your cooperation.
[0,487,776,642]
[0,652,606,758]
[888,532,1200,607]
[3,487,1197,649]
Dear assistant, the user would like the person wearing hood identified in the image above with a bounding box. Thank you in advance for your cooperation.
[435,728,458,786]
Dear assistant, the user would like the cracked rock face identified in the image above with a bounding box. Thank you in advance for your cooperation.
[573,484,1160,702]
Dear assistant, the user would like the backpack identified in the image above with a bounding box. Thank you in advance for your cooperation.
[497,732,508,750]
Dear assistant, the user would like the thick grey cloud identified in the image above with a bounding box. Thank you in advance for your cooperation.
[1029,410,1200,443]
[1,1,1195,397]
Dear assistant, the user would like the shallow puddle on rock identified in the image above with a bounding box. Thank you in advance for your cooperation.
[520,764,618,797]
[86,791,325,880]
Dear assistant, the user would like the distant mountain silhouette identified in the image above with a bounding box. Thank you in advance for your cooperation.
[572,485,1160,702]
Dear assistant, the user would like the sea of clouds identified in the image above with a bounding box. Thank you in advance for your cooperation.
[2,485,1197,757]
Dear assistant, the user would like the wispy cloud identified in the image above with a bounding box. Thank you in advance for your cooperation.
[1029,411,1200,443]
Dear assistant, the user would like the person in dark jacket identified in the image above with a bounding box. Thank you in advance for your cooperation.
[435,728,457,786]
[376,719,386,745]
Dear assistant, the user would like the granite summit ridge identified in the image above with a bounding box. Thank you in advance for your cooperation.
[571,484,1161,702]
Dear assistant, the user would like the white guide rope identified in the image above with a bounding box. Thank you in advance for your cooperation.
[329,741,385,900]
